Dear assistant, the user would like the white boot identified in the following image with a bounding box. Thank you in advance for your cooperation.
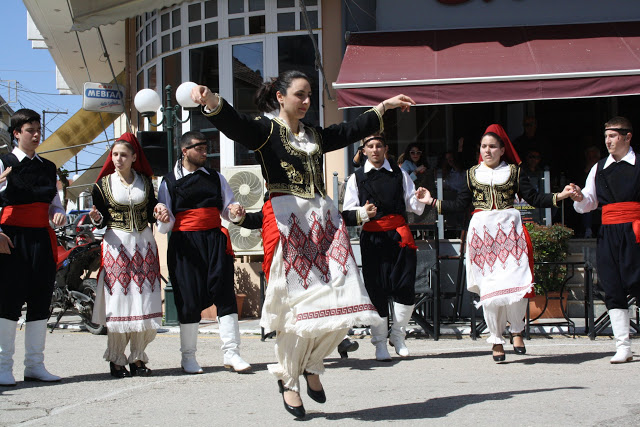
[180,323,203,374]
[389,303,414,357]
[609,308,633,364]
[371,318,391,361]
[23,319,61,382]
[0,318,17,386]
[218,314,251,373]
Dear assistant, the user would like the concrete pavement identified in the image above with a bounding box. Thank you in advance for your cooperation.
[1,317,639,426]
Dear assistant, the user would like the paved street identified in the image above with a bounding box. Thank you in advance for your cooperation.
[1,320,639,426]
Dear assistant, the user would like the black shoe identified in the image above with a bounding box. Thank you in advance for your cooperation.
[510,333,527,355]
[337,338,359,359]
[303,371,326,403]
[129,362,152,376]
[110,362,132,378]
[492,344,506,362]
[278,380,306,418]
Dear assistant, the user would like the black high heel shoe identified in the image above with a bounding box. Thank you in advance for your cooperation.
[337,338,359,359]
[278,380,305,418]
[303,371,326,403]
[510,333,527,355]
[129,361,152,376]
[492,344,506,362]
[110,362,132,378]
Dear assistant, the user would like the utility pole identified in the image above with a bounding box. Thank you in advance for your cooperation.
[42,110,67,141]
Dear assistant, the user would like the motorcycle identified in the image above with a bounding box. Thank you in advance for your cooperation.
[49,226,105,335]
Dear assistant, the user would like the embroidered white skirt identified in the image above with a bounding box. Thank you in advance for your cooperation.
[93,227,163,333]
[466,208,533,308]
[260,194,382,338]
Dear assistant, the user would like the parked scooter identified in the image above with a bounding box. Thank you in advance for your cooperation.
[49,227,105,335]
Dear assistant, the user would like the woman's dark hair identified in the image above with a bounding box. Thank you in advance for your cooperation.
[254,70,312,113]
[482,132,505,148]
[403,142,426,166]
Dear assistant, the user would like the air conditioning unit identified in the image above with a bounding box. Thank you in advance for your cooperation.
[221,165,265,210]
[221,165,265,255]
[223,219,263,255]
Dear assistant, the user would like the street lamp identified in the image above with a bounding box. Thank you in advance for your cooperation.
[134,81,198,326]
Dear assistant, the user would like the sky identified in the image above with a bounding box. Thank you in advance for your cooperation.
[1,0,113,180]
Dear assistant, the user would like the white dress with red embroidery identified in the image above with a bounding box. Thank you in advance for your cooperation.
[260,194,382,337]
[92,173,163,333]
[466,162,533,308]
[258,126,382,338]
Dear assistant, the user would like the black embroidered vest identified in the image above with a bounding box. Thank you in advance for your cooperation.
[595,158,640,205]
[164,168,223,214]
[0,153,57,207]
[355,163,406,220]
[94,174,154,232]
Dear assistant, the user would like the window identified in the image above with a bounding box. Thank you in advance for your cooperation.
[189,26,202,44]
[233,42,263,165]
[188,3,201,22]
[278,35,319,126]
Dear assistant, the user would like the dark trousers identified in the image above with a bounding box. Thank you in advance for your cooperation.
[0,226,55,321]
[360,229,416,318]
[597,222,640,310]
[168,229,236,324]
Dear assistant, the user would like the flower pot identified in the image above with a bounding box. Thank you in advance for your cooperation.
[201,293,247,321]
[528,292,568,319]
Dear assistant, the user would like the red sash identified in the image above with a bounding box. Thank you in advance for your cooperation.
[602,202,640,243]
[261,200,279,282]
[173,207,234,255]
[0,202,58,263]
[362,214,417,250]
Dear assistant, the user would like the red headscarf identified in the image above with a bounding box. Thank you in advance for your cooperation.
[96,132,155,181]
[479,124,522,165]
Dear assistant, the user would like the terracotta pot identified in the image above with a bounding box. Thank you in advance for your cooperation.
[528,292,568,319]
[201,294,247,321]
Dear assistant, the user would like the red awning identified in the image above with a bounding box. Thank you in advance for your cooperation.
[333,22,640,108]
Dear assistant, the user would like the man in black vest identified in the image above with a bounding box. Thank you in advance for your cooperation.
[342,134,427,361]
[0,109,66,386]
[573,116,639,363]
[156,131,251,374]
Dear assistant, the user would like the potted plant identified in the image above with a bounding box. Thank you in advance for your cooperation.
[525,223,574,319]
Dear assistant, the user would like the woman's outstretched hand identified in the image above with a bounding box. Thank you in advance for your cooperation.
[377,94,417,115]
[415,187,434,205]
[190,85,219,111]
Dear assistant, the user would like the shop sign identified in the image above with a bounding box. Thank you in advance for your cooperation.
[82,82,125,113]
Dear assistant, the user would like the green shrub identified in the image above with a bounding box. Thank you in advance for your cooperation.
[525,223,574,294]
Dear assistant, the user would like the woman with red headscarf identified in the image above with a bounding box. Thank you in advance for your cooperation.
[417,124,578,362]
[89,133,169,378]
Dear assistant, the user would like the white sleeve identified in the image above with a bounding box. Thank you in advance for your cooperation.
[574,163,599,214]
[219,172,238,222]
[342,174,369,224]
[402,170,426,215]
[156,179,175,234]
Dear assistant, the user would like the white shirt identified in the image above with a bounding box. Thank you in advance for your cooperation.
[156,162,239,234]
[0,147,66,232]
[573,147,636,214]
[343,158,425,223]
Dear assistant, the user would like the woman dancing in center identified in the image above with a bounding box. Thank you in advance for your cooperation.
[191,70,415,418]
[417,124,577,362]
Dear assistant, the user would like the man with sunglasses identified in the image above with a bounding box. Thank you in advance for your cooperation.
[155,131,251,374]
[572,116,639,364]
[342,133,427,361]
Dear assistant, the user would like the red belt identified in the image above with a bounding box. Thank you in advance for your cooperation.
[602,202,640,243]
[363,214,417,250]
[173,207,234,255]
[0,202,58,263]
